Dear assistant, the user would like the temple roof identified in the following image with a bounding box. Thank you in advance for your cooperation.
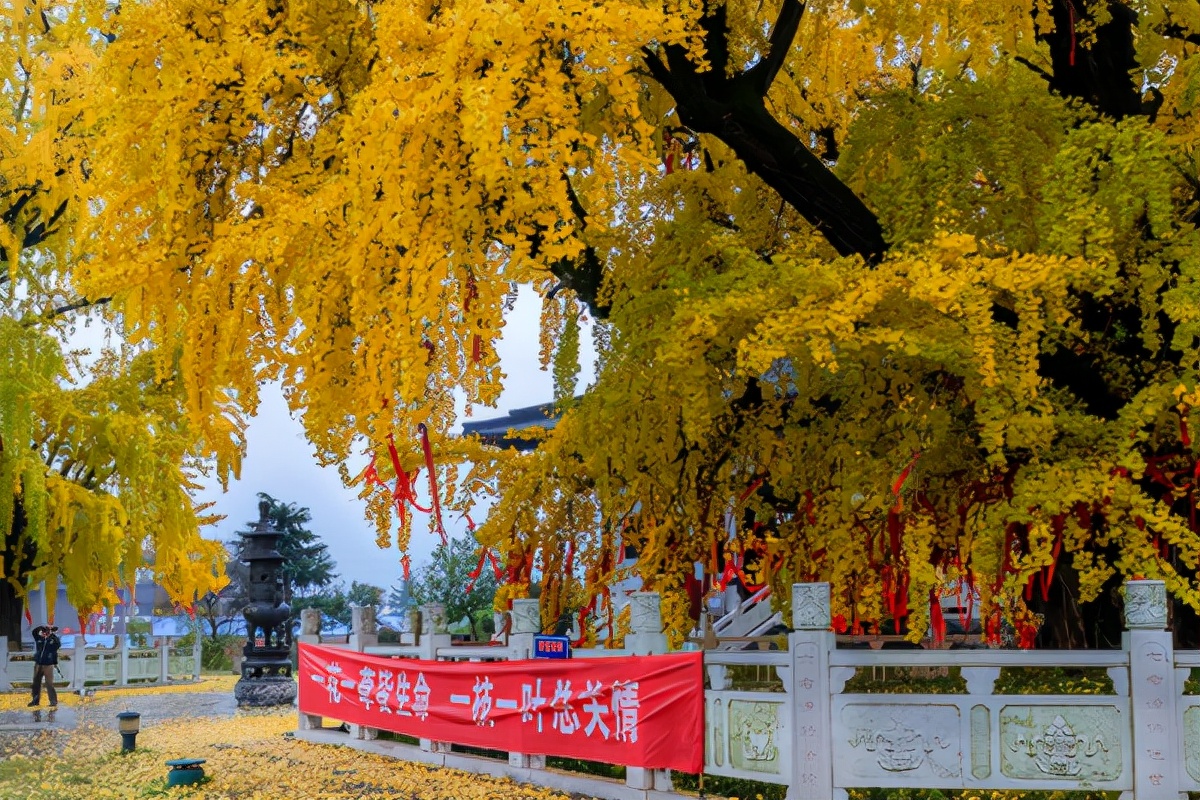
[460,402,559,452]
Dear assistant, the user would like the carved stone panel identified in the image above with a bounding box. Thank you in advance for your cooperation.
[510,599,541,635]
[836,704,962,782]
[999,706,1122,782]
[792,583,831,630]
[1183,706,1200,781]
[1123,580,1167,630]
[706,696,727,769]
[728,700,786,775]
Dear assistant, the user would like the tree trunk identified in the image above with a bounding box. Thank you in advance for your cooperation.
[1029,547,1125,650]
[0,577,23,645]
[0,497,32,645]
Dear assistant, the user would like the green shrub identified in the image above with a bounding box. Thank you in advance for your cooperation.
[177,631,241,672]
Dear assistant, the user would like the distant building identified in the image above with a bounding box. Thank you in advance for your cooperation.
[22,580,177,645]
[460,402,560,452]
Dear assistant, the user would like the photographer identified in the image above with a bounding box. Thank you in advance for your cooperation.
[28,625,60,709]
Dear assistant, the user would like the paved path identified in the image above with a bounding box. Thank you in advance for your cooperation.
[0,689,240,735]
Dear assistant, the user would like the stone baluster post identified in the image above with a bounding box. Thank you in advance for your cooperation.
[788,583,835,800]
[192,629,202,681]
[492,610,510,644]
[69,634,87,692]
[508,598,541,659]
[625,592,668,656]
[622,592,672,792]
[350,605,379,652]
[297,608,324,731]
[417,603,453,755]
[118,634,129,688]
[159,638,170,683]
[403,607,420,645]
[0,636,9,691]
[506,598,544,770]
[416,603,452,659]
[1125,579,1179,799]
[348,605,380,740]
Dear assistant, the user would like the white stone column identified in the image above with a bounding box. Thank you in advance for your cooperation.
[297,608,324,731]
[624,591,671,792]
[416,603,452,659]
[158,639,170,682]
[507,598,545,769]
[788,583,835,800]
[508,598,541,658]
[348,606,380,740]
[71,636,87,692]
[1125,579,1178,799]
[118,634,129,688]
[625,591,668,656]
[417,603,453,754]
[192,630,202,681]
[349,605,379,652]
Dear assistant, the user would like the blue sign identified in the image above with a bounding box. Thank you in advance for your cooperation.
[533,635,571,659]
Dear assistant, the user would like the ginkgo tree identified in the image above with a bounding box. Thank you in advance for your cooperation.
[30,0,1200,647]
[0,0,229,640]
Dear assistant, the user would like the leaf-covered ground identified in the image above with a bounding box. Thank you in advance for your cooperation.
[0,677,583,799]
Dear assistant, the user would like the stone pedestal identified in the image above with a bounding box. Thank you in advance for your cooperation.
[234,675,297,707]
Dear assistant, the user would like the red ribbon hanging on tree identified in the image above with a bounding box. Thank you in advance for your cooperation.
[23,606,32,626]
[465,548,504,593]
[1066,1,1077,67]
[929,588,946,646]
[400,554,411,581]
[417,423,449,545]
[891,452,921,510]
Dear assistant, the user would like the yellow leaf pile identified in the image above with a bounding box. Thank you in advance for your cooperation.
[0,691,579,800]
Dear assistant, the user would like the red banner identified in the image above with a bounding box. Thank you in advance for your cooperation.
[298,643,703,772]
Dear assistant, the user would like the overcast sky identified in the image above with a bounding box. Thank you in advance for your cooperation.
[192,286,594,593]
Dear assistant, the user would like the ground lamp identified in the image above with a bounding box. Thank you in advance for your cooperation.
[165,758,207,787]
[116,711,141,752]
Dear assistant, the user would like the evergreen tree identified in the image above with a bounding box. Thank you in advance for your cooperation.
[410,537,499,641]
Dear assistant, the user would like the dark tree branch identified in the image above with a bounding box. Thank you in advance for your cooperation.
[543,175,610,319]
[642,4,885,263]
[746,0,806,95]
[1161,22,1200,47]
[1013,56,1055,85]
[47,295,112,319]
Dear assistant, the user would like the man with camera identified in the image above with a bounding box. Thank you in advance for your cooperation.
[28,625,60,709]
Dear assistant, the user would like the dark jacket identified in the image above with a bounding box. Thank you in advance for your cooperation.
[34,633,60,666]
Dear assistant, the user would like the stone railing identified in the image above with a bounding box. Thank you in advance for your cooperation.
[0,634,202,692]
[297,580,1193,800]
[296,596,672,798]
